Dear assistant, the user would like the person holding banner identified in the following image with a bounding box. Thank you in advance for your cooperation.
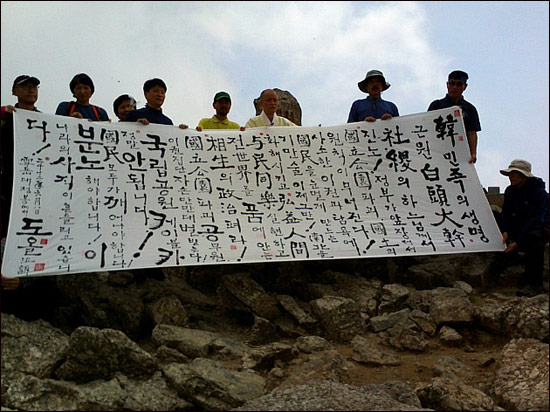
[499,159,549,297]
[245,89,297,128]
[428,70,481,164]
[55,73,110,121]
[196,91,244,131]
[1,74,50,297]
[125,78,188,129]
[113,94,137,121]
[1,75,42,284]
[347,69,399,123]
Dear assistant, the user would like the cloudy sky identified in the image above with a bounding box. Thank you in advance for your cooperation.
[2,1,548,191]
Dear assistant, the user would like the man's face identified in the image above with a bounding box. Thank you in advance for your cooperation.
[366,77,384,98]
[508,170,528,187]
[12,82,38,105]
[260,90,278,116]
[446,79,467,100]
[145,85,166,109]
[214,98,231,117]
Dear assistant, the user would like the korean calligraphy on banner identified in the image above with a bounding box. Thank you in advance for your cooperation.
[2,107,504,278]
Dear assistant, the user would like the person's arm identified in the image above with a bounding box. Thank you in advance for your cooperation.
[245,118,257,129]
[1,275,21,290]
[347,103,357,123]
[55,102,68,116]
[467,131,477,164]
[100,107,110,122]
[516,186,548,245]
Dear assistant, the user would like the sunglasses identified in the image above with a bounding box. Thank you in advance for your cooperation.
[448,80,465,87]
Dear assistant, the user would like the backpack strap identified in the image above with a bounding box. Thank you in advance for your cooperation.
[68,101,76,116]
[68,102,102,120]
[91,105,101,121]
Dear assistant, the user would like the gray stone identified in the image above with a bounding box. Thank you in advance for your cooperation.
[163,358,265,410]
[494,338,549,411]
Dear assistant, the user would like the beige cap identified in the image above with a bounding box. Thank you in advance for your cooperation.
[499,159,534,178]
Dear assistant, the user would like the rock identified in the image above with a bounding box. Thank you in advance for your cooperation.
[416,377,499,411]
[217,274,281,320]
[370,308,411,332]
[235,380,429,411]
[296,335,331,353]
[429,287,474,325]
[55,326,157,383]
[351,335,401,366]
[163,358,265,410]
[494,338,549,411]
[310,295,364,342]
[439,326,463,347]
[1,313,69,379]
[146,295,189,327]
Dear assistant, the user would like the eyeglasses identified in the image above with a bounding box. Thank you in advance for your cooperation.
[448,80,465,87]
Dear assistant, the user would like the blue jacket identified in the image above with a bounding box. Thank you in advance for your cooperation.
[500,177,548,245]
[125,106,173,125]
[347,96,399,123]
[428,94,481,133]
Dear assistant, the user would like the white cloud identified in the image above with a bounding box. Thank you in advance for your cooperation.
[2,1,547,191]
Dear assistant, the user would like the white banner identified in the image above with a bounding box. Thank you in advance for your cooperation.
[2,108,504,278]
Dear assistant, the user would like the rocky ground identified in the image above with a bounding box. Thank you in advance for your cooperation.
[1,251,549,411]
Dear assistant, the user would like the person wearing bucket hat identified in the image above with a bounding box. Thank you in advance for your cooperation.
[428,70,481,164]
[347,69,399,123]
[196,91,244,131]
[498,159,549,297]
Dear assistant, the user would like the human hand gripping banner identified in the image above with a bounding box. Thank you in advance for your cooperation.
[2,107,504,278]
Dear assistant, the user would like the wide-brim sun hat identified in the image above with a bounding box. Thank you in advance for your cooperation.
[499,159,534,178]
[358,69,390,93]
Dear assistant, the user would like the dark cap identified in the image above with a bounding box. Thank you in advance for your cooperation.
[13,75,40,88]
[213,91,231,103]
[358,69,390,93]
[448,70,469,83]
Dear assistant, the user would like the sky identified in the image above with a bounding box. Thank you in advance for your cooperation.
[2,1,548,192]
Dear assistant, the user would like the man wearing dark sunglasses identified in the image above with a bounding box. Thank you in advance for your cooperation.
[428,70,481,164]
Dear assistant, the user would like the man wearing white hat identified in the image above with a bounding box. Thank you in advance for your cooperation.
[499,159,549,297]
[347,69,399,123]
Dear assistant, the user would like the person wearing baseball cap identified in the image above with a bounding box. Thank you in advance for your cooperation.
[428,70,481,164]
[1,75,42,291]
[498,159,549,297]
[347,69,399,123]
[196,91,244,131]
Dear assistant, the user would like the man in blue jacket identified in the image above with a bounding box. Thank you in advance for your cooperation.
[499,159,549,297]
[347,70,399,123]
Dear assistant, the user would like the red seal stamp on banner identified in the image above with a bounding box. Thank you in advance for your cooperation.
[454,109,460,117]
[34,263,45,271]
[40,238,48,245]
